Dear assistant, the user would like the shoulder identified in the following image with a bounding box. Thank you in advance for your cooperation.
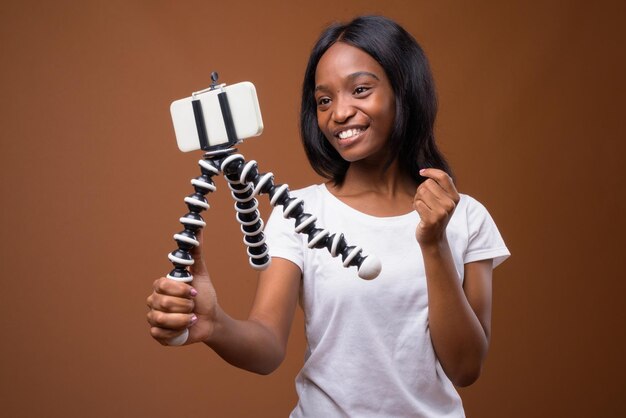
[456,193,490,219]
[457,193,483,209]
[286,184,330,210]
[288,183,324,198]
[454,194,510,267]
[449,193,497,236]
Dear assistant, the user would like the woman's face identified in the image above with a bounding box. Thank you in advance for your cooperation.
[314,42,396,164]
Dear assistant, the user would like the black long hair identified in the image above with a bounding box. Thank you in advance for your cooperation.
[300,15,452,185]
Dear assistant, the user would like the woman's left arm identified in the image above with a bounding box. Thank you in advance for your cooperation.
[414,168,494,387]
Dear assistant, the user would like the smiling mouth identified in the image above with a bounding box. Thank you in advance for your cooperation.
[336,127,367,140]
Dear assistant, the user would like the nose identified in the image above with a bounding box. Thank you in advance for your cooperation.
[332,96,356,123]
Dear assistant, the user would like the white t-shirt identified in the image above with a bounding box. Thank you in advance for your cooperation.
[264,184,510,418]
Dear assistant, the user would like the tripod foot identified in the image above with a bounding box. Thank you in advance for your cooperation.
[166,329,189,346]
[357,255,382,280]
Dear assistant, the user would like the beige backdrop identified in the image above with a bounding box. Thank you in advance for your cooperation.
[1,0,624,417]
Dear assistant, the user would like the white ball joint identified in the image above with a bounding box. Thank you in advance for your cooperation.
[357,254,382,280]
[166,329,189,347]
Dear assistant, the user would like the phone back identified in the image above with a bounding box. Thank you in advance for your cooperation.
[170,81,264,152]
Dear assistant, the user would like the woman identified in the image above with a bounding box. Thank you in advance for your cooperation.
[147,16,510,417]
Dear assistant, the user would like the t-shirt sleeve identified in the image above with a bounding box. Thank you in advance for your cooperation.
[264,205,305,272]
[464,196,510,268]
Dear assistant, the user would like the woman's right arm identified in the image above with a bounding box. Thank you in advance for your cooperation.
[203,257,301,374]
[147,230,302,375]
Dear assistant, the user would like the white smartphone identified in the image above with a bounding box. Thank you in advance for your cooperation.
[170,81,264,152]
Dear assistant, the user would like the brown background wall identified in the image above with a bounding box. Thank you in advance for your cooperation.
[1,0,624,417]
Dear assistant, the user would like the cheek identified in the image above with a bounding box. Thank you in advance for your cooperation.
[370,107,393,136]
[316,113,333,140]
[379,100,396,134]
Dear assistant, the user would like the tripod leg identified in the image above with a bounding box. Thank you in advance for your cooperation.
[222,155,382,280]
[164,158,220,345]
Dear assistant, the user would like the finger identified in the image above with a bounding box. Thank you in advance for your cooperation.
[147,310,196,330]
[413,199,432,220]
[153,277,196,298]
[421,179,448,201]
[415,195,446,227]
[414,185,451,226]
[414,181,442,211]
[420,179,457,214]
[413,185,432,225]
[418,186,440,212]
[419,168,459,202]
[414,200,433,237]
[419,168,452,187]
[414,188,440,225]
[148,293,194,313]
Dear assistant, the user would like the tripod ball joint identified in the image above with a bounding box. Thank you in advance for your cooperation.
[355,254,382,280]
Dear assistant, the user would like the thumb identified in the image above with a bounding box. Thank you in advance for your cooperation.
[190,228,209,278]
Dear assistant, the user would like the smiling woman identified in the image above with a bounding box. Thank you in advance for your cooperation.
[300,16,452,188]
[147,15,510,418]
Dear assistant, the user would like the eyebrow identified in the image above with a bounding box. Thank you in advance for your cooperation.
[348,71,380,81]
[315,71,381,92]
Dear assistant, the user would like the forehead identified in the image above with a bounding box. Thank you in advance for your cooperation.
[315,42,387,84]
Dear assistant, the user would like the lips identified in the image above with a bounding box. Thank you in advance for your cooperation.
[334,126,368,147]
[337,128,364,139]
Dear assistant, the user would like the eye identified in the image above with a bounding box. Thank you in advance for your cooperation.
[316,97,331,107]
[354,86,371,96]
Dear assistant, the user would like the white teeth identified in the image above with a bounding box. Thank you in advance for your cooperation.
[338,128,363,139]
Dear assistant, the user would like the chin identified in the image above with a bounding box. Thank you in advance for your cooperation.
[335,145,387,165]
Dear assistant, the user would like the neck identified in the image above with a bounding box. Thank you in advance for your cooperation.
[332,158,416,198]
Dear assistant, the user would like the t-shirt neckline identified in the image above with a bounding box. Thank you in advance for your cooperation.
[319,183,418,224]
